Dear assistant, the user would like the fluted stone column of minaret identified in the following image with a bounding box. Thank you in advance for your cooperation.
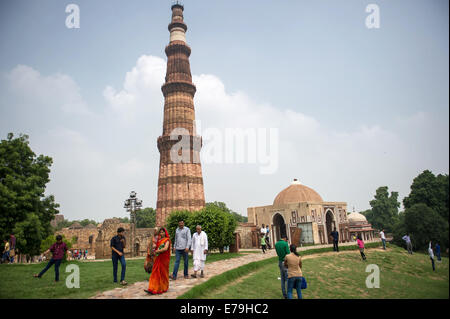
[156,4,205,227]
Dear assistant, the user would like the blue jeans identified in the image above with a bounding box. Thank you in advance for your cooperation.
[287,276,303,299]
[38,258,62,281]
[173,249,189,278]
[381,239,386,250]
[112,254,126,282]
[278,261,288,298]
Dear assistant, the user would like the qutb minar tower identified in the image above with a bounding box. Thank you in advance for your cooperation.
[156,4,205,227]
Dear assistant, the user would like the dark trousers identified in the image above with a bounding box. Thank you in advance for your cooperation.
[173,249,188,278]
[382,239,386,250]
[436,252,441,261]
[333,240,339,252]
[261,244,266,254]
[112,254,126,282]
[265,237,271,249]
[430,257,435,271]
[360,248,366,260]
[38,258,62,281]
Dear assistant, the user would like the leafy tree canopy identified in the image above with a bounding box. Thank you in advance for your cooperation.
[363,186,400,233]
[136,207,156,228]
[403,170,449,221]
[206,201,247,223]
[0,133,59,255]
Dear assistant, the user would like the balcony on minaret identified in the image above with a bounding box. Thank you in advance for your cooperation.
[169,4,187,43]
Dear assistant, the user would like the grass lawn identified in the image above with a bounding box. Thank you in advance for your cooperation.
[0,252,246,299]
[191,246,449,299]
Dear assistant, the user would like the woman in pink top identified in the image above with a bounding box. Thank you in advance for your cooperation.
[356,235,366,260]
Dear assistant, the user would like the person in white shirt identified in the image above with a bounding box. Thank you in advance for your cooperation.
[428,241,435,271]
[379,229,386,250]
[191,225,208,278]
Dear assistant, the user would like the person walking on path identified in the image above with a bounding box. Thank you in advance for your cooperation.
[284,244,303,299]
[33,235,67,282]
[145,227,171,295]
[265,226,272,250]
[435,242,441,262]
[2,238,10,263]
[357,234,366,261]
[110,227,127,285]
[379,229,386,250]
[275,237,290,299]
[261,235,267,254]
[191,225,208,278]
[402,234,413,254]
[170,220,192,280]
[331,228,339,252]
[428,241,435,271]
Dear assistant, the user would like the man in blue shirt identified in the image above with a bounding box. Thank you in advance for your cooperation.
[402,234,413,254]
[331,228,339,252]
[110,227,127,285]
[170,220,192,280]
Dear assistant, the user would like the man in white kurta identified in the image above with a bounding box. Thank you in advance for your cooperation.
[191,225,208,278]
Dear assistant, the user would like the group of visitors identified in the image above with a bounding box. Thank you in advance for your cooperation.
[276,236,305,299]
[1,233,16,264]
[69,249,88,260]
[144,220,208,295]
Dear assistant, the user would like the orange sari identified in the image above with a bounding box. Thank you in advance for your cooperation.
[147,231,171,294]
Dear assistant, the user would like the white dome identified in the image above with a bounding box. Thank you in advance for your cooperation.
[347,212,368,224]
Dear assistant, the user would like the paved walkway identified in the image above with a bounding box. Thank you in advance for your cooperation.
[91,240,378,299]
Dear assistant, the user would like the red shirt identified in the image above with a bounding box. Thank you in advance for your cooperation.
[50,242,68,260]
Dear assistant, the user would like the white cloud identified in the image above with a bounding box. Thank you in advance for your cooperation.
[1,57,448,221]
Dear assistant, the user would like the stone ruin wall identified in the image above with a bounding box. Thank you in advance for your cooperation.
[56,227,98,256]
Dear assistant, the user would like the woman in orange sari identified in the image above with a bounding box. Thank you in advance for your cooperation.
[145,227,171,294]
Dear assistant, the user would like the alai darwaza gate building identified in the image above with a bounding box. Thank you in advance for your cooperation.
[247,179,354,246]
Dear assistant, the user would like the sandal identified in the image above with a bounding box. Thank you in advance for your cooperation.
[191,274,197,278]
[120,280,128,285]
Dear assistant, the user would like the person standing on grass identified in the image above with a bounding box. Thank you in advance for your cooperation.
[379,229,386,250]
[191,225,208,278]
[110,227,127,285]
[284,244,303,299]
[33,235,67,282]
[275,237,290,299]
[2,238,10,263]
[261,234,267,254]
[402,234,413,254]
[265,225,272,249]
[435,242,441,262]
[428,241,435,271]
[357,234,366,261]
[331,227,339,252]
[170,220,191,280]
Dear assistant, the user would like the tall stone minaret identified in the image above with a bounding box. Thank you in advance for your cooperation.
[156,3,205,227]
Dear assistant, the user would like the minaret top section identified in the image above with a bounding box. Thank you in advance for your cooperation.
[169,3,187,43]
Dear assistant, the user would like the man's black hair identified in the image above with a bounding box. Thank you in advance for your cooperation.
[56,235,63,241]
[117,227,125,233]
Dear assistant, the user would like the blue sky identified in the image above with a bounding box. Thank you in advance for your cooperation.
[0,0,448,221]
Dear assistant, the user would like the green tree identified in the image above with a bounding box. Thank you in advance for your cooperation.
[403,170,449,221]
[190,204,237,253]
[79,219,98,227]
[206,201,247,223]
[0,133,59,255]
[117,217,130,223]
[54,219,74,231]
[400,203,449,250]
[136,207,156,228]
[363,186,400,233]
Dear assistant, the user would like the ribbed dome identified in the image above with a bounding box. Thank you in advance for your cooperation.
[347,212,368,224]
[273,179,323,205]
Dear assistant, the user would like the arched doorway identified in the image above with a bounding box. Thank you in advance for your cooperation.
[134,242,140,257]
[273,213,287,242]
[325,210,335,244]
